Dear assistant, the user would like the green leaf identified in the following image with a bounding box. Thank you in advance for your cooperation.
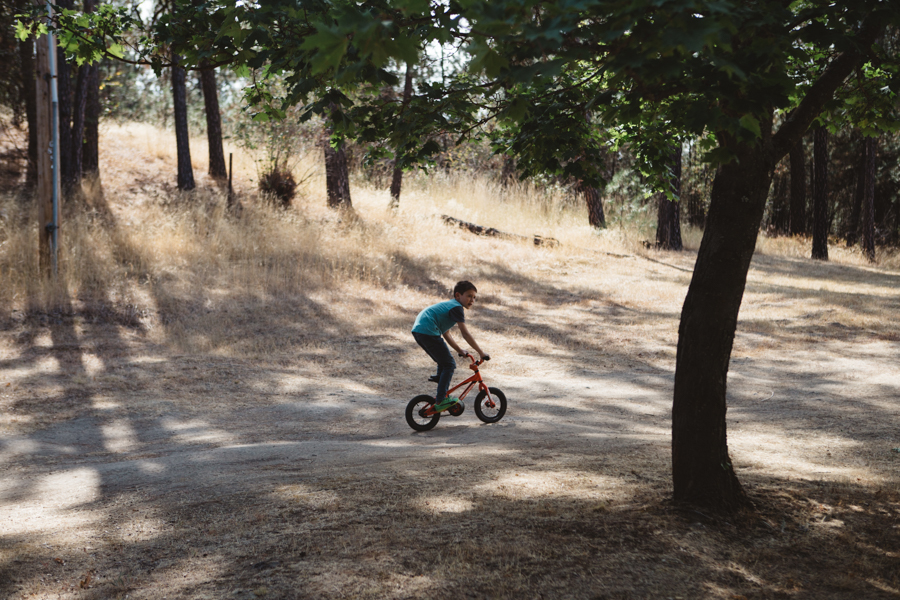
[108,43,125,59]
[739,114,761,138]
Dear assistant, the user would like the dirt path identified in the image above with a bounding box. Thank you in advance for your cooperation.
[3,321,900,599]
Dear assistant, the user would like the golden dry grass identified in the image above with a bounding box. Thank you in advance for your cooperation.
[1,123,900,600]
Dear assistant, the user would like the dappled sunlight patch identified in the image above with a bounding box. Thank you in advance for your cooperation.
[475,469,621,502]
[416,494,474,514]
[100,417,139,454]
[273,484,342,512]
[159,417,239,446]
[730,432,877,482]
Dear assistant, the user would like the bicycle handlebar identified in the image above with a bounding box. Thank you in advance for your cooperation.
[459,353,491,365]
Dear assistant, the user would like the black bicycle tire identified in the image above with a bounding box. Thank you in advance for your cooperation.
[474,387,507,423]
[406,395,440,431]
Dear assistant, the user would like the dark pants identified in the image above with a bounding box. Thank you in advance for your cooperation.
[412,332,455,402]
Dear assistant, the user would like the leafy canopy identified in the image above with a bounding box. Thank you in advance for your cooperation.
[18,0,900,185]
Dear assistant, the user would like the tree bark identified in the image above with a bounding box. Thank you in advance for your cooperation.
[81,62,99,175]
[34,25,54,277]
[656,145,683,250]
[811,126,829,260]
[199,65,227,179]
[673,131,775,512]
[672,14,882,513]
[55,0,75,190]
[388,63,414,209]
[70,64,88,182]
[19,37,38,187]
[582,184,606,229]
[788,139,807,235]
[172,54,195,191]
[324,104,351,209]
[69,0,97,182]
[860,136,876,262]
[324,139,352,208]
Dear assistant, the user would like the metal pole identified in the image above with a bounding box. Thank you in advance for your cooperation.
[228,152,233,207]
[46,0,60,277]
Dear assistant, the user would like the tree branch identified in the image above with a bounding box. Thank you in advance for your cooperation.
[772,13,884,158]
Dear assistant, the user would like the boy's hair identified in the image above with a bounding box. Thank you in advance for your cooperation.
[453,280,477,297]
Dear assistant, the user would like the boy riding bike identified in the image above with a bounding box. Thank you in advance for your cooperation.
[411,281,489,412]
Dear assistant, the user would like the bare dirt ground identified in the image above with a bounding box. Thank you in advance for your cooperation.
[2,130,900,599]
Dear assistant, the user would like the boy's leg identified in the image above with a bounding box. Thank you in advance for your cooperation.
[412,332,456,402]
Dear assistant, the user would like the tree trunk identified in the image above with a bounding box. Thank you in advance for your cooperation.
[673,133,775,512]
[324,139,352,208]
[860,136,876,262]
[172,55,195,191]
[199,65,227,179]
[324,105,351,209]
[500,155,516,187]
[81,62,100,175]
[35,26,55,277]
[580,184,606,229]
[655,145,683,250]
[846,144,865,247]
[811,126,829,260]
[55,0,75,190]
[70,65,88,182]
[70,0,96,182]
[388,63,414,209]
[19,37,38,187]
[672,18,881,513]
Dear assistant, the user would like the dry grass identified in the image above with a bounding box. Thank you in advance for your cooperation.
[1,123,900,599]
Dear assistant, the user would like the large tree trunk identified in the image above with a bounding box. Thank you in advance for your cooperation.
[860,136,876,262]
[69,0,96,183]
[672,16,881,513]
[199,65,227,179]
[388,63,414,209]
[172,55,195,191]
[656,145,683,250]
[35,25,55,277]
[81,62,100,175]
[672,132,775,512]
[70,65,89,182]
[582,184,606,229]
[19,37,38,187]
[811,126,829,260]
[55,0,76,190]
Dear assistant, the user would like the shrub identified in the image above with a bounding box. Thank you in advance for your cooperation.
[259,168,297,207]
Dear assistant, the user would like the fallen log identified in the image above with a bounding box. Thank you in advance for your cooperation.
[441,215,559,247]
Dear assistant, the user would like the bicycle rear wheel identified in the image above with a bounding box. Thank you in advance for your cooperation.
[406,395,440,431]
[474,387,507,423]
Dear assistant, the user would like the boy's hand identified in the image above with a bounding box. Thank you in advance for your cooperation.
[480,353,490,361]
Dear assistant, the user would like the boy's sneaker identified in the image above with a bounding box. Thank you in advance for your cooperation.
[434,396,459,412]
[428,375,439,383]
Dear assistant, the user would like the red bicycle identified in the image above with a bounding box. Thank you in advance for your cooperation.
[405,354,507,431]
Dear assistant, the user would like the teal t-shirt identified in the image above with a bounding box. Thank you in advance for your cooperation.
[411,299,465,336]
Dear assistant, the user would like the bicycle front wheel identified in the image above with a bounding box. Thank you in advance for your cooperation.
[406,395,440,431]
[474,387,507,423]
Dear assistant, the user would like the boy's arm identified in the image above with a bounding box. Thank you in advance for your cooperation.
[455,323,488,360]
[442,330,466,355]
